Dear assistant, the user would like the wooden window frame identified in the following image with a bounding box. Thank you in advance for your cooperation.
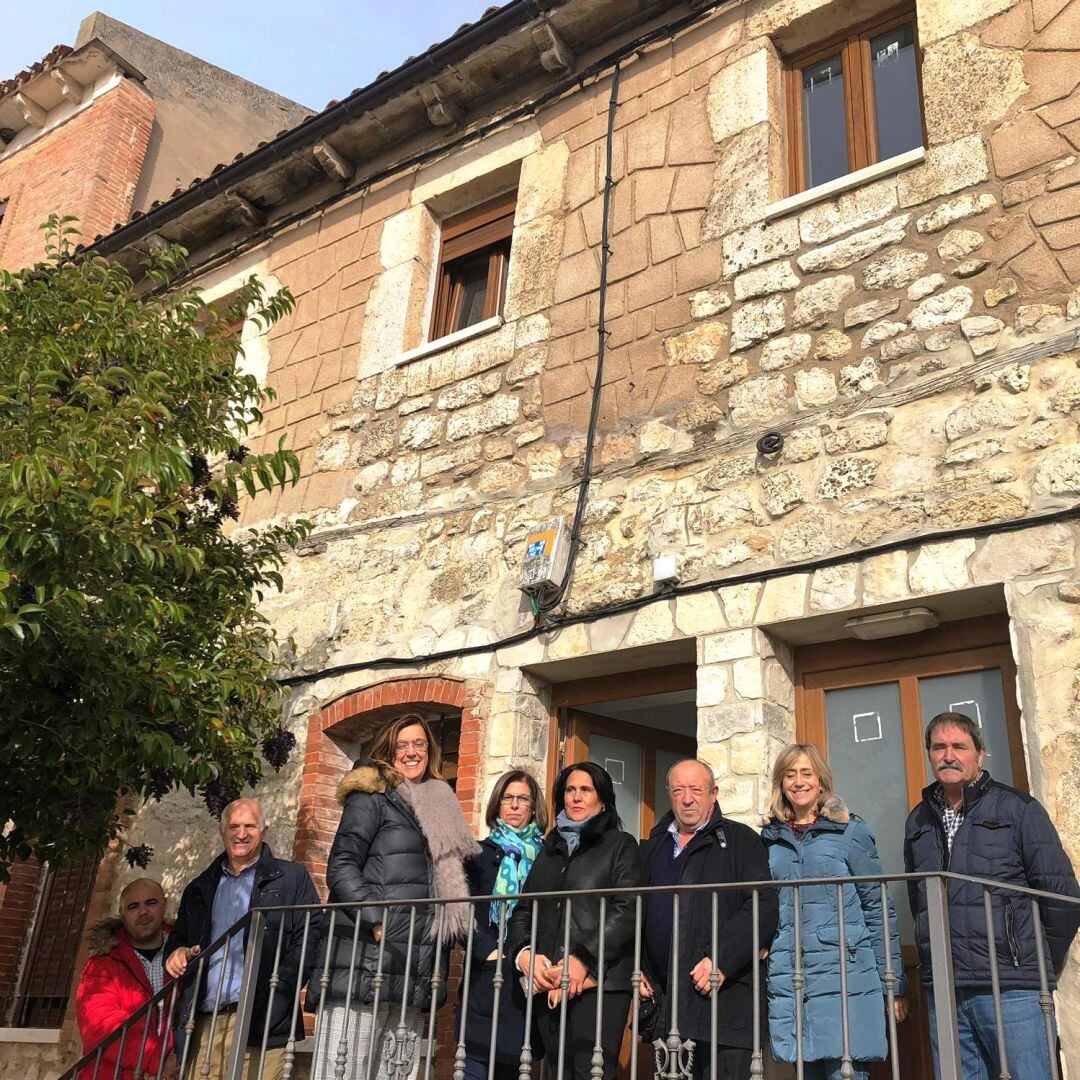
[548,663,698,838]
[429,189,516,342]
[785,5,926,195]
[7,858,98,1028]
[794,615,1027,813]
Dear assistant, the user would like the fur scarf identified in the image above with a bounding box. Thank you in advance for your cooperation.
[396,776,480,943]
[818,794,851,823]
[337,761,480,943]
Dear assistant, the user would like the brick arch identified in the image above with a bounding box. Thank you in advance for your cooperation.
[293,676,484,895]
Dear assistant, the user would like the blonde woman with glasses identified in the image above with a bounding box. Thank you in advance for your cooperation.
[761,743,907,1080]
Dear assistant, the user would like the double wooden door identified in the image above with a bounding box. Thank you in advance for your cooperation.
[796,615,1024,1079]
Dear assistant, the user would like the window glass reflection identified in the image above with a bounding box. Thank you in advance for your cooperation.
[871,22,923,161]
[802,53,849,188]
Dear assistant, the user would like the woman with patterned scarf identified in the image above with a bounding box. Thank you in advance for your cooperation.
[459,769,547,1080]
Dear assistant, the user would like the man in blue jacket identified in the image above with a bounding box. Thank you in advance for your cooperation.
[904,711,1080,1079]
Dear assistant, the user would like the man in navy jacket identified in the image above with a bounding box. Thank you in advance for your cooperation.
[904,711,1080,1079]
[165,799,321,1079]
[640,759,777,1080]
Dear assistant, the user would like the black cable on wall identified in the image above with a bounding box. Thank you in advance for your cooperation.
[536,61,621,616]
[278,504,1080,688]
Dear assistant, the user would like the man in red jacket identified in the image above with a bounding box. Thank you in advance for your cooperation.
[76,877,178,1080]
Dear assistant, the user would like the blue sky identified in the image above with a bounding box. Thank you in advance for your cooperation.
[0,1,496,111]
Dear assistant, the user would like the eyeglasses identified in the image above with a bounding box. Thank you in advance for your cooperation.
[395,739,428,754]
[500,794,533,806]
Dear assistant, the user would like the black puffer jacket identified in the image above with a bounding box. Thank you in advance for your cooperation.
[307,760,443,1010]
[507,810,645,992]
[640,808,778,1047]
[904,772,1080,989]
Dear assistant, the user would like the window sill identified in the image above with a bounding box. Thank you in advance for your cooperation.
[392,315,504,369]
[764,146,926,222]
[0,1027,62,1043]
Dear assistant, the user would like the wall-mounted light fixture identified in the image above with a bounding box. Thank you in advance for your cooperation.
[844,606,938,640]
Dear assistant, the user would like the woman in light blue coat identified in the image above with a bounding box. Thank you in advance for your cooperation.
[762,743,907,1080]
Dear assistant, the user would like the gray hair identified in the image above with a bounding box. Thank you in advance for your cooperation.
[219,797,266,834]
[666,759,717,789]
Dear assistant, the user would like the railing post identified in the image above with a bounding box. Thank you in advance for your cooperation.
[925,876,962,1080]
[226,909,265,1080]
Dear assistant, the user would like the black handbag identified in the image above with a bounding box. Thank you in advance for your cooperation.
[636,987,667,1043]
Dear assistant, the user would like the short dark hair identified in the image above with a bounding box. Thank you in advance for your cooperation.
[552,761,621,830]
[484,769,548,832]
[924,711,985,754]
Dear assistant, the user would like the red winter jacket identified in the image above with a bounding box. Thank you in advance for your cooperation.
[76,919,175,1080]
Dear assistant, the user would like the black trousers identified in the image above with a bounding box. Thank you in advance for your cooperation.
[689,1045,752,1080]
[535,989,631,1080]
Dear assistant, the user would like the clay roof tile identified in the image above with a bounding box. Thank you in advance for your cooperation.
[0,44,73,100]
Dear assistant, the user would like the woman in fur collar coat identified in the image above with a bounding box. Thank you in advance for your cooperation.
[309,712,479,1080]
[762,743,907,1080]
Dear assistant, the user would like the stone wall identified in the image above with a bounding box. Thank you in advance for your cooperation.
[18,0,1080,1074]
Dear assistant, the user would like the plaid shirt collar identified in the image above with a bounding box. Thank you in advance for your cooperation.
[932,771,985,852]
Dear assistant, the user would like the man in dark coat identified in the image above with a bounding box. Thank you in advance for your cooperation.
[640,759,778,1080]
[164,799,321,1080]
[904,711,1080,1080]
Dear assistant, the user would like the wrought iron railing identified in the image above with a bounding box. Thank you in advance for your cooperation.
[60,871,1077,1080]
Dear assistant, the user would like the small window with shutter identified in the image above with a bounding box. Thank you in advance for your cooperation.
[4,858,98,1028]
[429,190,516,342]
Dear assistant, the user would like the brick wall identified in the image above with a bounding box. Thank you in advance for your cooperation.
[0,77,154,271]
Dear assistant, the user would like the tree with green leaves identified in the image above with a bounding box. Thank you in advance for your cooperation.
[0,217,309,876]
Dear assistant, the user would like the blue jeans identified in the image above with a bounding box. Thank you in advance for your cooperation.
[929,988,1057,1079]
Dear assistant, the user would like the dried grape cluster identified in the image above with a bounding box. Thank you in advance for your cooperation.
[262,728,297,771]
[125,843,154,869]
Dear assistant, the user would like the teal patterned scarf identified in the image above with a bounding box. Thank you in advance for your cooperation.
[489,818,543,927]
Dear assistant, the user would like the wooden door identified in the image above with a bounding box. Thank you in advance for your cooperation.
[796,616,1023,1080]
[564,710,696,841]
[550,663,697,1078]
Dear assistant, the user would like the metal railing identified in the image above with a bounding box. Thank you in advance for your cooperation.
[61,871,1078,1080]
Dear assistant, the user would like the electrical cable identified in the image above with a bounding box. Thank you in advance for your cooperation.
[114,0,739,297]
[277,502,1080,687]
[535,61,621,616]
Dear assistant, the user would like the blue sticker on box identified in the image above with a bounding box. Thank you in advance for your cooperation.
[526,539,547,558]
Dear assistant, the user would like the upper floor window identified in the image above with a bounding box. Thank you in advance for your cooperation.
[430,189,516,342]
[786,8,924,194]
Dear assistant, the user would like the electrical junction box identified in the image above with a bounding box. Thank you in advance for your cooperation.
[519,516,570,593]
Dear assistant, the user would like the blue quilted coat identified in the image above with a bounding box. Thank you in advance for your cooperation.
[762,803,906,1064]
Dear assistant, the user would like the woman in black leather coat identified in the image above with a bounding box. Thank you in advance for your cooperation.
[507,761,645,1080]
